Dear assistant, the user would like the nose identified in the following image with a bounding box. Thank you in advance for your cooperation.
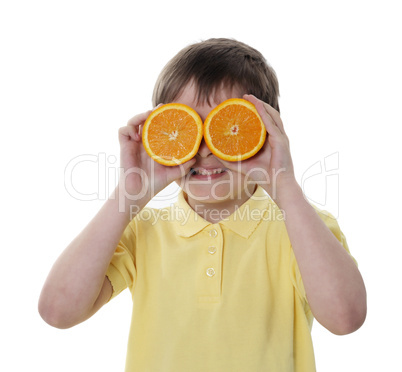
[197,139,212,158]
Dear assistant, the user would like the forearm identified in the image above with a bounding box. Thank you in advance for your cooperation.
[38,185,146,328]
[275,181,367,335]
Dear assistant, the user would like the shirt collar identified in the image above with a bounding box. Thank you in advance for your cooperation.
[172,186,280,239]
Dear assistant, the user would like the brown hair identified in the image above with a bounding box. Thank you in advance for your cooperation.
[152,38,280,112]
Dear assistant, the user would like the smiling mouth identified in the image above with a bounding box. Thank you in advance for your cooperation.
[190,167,227,176]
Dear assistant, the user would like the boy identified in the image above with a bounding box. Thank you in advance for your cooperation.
[39,38,366,371]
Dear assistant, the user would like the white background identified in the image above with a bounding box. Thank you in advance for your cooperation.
[1,0,401,370]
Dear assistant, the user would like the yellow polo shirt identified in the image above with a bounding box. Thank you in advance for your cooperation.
[106,186,354,372]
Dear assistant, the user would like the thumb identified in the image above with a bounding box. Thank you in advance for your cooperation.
[168,158,196,183]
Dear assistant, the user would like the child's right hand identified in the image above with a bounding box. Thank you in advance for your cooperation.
[118,107,196,206]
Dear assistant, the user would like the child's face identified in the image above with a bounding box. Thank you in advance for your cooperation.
[173,82,256,212]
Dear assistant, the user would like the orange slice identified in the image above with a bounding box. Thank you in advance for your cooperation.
[142,103,203,166]
[204,98,266,161]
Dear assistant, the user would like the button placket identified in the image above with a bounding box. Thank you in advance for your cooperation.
[206,228,219,279]
[205,228,222,284]
[198,225,223,303]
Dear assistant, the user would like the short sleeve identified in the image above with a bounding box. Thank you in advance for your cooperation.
[290,209,357,306]
[319,211,357,266]
[106,221,137,301]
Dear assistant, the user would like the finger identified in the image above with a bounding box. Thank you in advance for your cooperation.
[152,103,164,111]
[263,102,285,134]
[119,124,140,142]
[166,157,197,183]
[244,94,286,134]
[127,109,152,127]
[180,157,197,173]
[244,94,282,137]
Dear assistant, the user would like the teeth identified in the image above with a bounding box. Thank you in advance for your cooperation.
[192,168,225,176]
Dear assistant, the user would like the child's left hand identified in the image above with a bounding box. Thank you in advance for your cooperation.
[220,94,297,202]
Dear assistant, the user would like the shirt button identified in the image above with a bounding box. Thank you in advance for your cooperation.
[206,268,215,277]
[209,229,218,237]
[208,246,217,255]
